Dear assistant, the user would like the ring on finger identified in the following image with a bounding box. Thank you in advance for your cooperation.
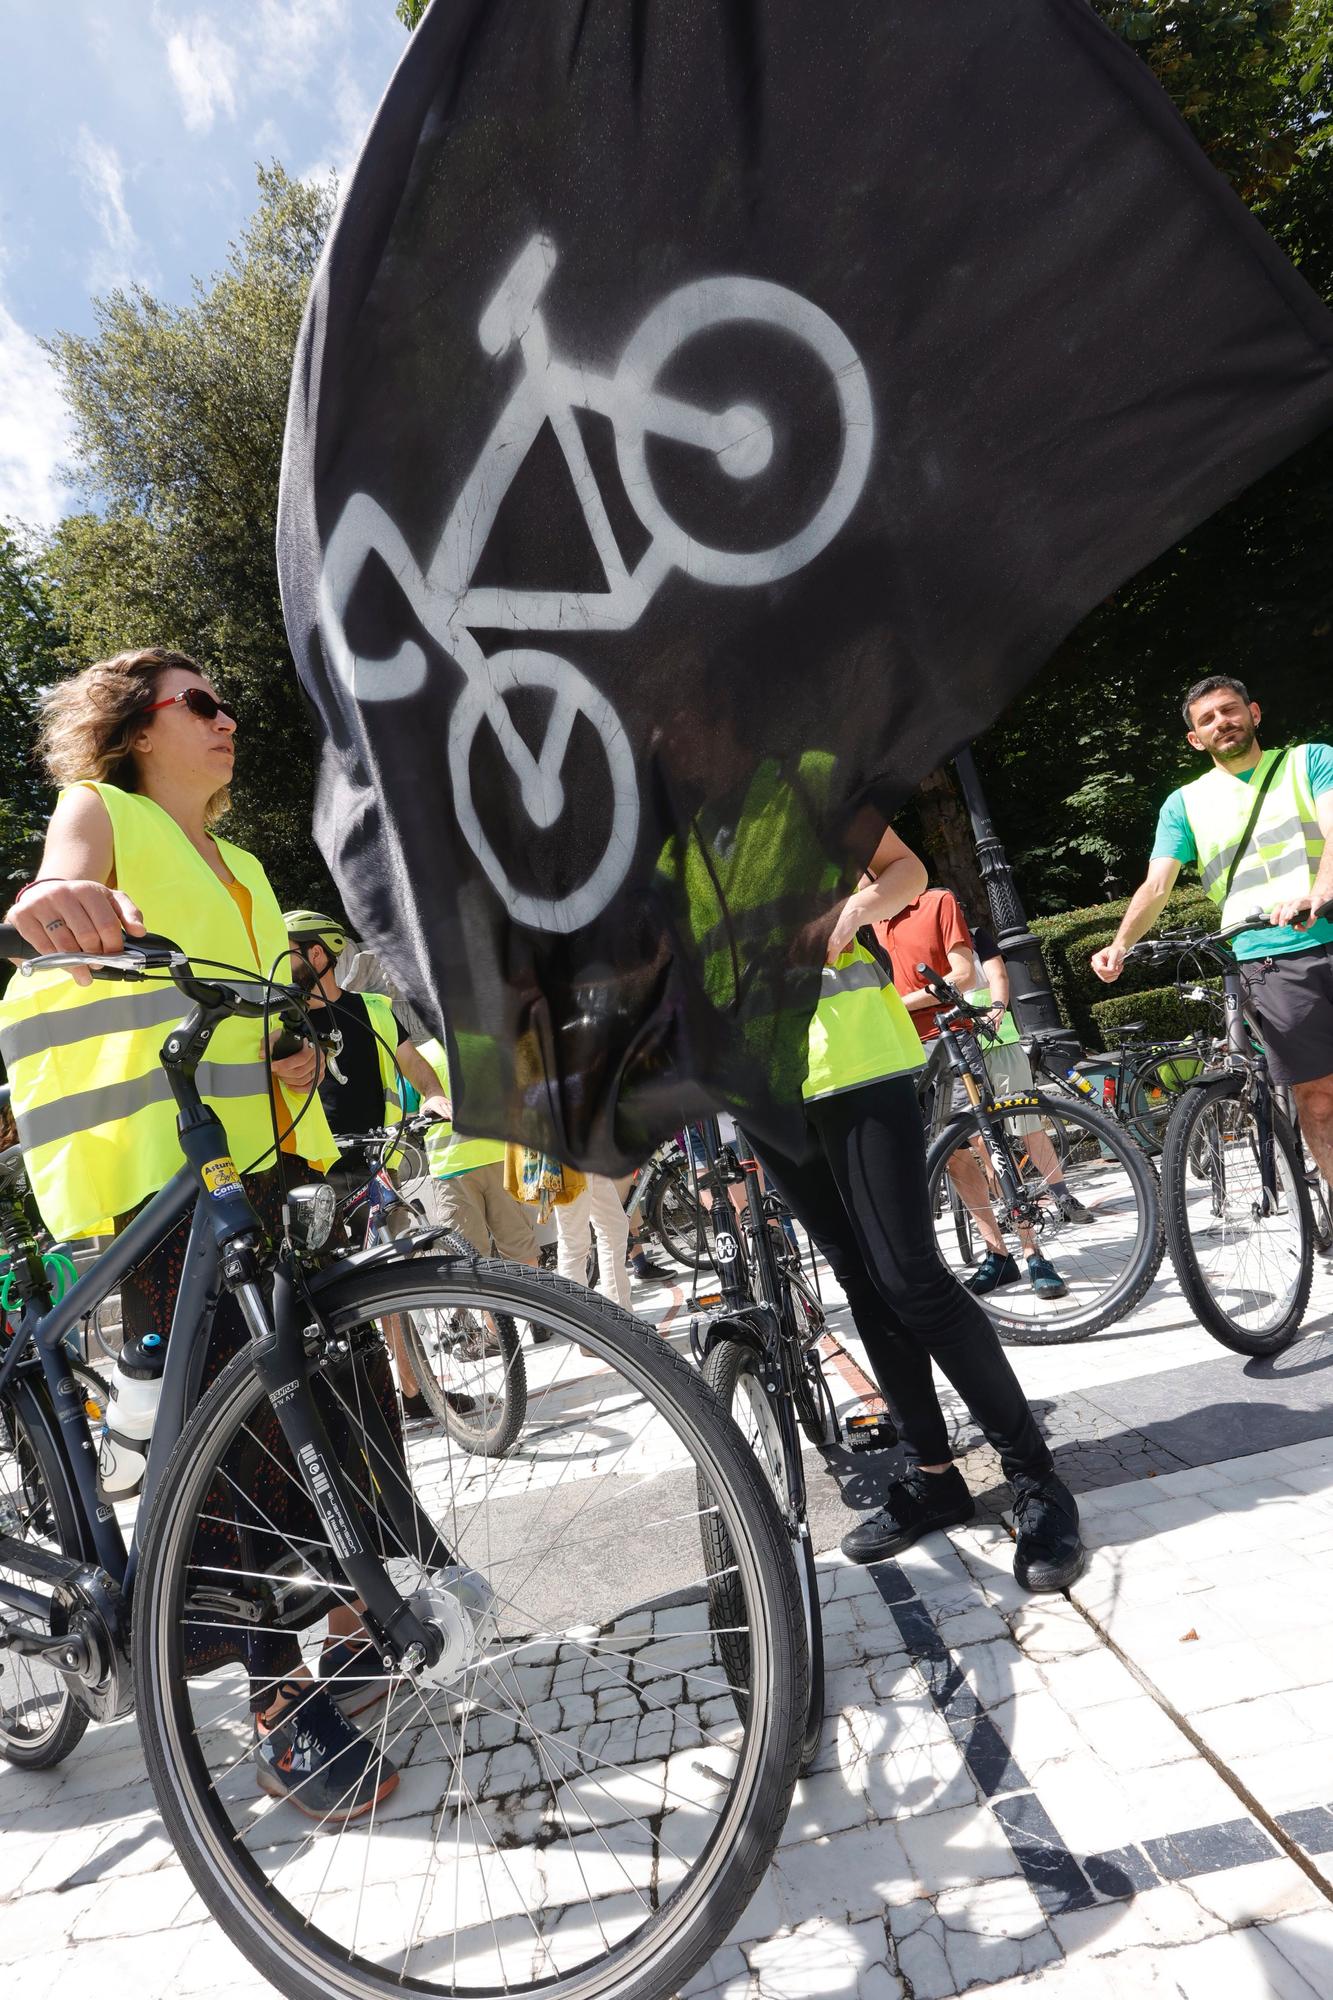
[44,918,69,934]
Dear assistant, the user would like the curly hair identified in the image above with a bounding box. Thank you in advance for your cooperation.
[38,647,230,821]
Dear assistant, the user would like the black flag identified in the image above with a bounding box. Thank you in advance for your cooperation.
[278,0,1333,1170]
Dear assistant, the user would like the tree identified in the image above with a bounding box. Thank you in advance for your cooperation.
[42,167,339,910]
[396,0,428,29]
[0,527,66,894]
[956,0,1333,912]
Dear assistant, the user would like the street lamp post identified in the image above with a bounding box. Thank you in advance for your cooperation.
[952,747,1081,1057]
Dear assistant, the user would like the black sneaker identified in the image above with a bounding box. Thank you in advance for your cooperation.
[254,1681,398,1821]
[630,1250,674,1284]
[1055,1192,1094,1225]
[319,1638,391,1720]
[1012,1477,1085,1592]
[966,1251,1021,1295]
[840,1465,976,1564]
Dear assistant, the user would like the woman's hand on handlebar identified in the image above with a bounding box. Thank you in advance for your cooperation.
[419,1093,450,1122]
[4,881,146,987]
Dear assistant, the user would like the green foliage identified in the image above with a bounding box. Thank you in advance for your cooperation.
[1030,886,1217,1044]
[1089,982,1220,1045]
[396,0,428,28]
[0,527,67,893]
[41,166,339,911]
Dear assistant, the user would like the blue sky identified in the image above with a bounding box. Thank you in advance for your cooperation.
[0,1,408,531]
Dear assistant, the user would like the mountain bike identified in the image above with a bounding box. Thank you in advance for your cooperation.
[688,1116,862,1772]
[917,970,1164,1344]
[0,925,807,2000]
[333,1118,528,1457]
[319,229,875,933]
[1128,912,1324,1354]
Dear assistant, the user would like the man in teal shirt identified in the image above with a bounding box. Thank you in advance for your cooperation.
[1091,675,1333,1186]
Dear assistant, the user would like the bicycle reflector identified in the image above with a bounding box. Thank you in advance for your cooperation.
[285,1184,337,1255]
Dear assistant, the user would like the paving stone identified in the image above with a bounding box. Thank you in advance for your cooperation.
[1276,1804,1333,1855]
[1143,1817,1278,1880]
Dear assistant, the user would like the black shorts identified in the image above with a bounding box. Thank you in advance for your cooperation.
[1241,943,1333,1087]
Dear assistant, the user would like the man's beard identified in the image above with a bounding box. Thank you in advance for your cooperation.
[1213,721,1256,758]
[291,957,320,993]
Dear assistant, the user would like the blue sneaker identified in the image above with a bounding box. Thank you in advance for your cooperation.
[966,1251,1021,1295]
[319,1638,390,1720]
[254,1682,397,1822]
[1026,1254,1068,1300]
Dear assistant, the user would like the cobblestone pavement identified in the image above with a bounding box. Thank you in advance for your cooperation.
[2,1242,1332,2000]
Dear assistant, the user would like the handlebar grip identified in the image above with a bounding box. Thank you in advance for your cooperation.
[0,926,36,962]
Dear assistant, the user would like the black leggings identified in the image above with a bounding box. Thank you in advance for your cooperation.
[754,1074,1054,1489]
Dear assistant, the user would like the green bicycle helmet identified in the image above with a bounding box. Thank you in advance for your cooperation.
[282,909,350,957]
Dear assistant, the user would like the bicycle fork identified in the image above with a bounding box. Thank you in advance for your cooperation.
[243,1258,450,1677]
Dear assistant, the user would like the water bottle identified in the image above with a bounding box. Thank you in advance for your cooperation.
[98,1333,167,1499]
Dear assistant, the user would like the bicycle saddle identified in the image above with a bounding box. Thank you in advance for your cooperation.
[1110,1022,1147,1040]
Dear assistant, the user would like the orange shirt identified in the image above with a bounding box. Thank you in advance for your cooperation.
[875,889,974,1044]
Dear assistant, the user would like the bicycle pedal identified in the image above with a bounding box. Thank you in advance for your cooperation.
[845,1411,899,1454]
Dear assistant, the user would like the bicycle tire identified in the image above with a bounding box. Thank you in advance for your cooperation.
[1121,1047,1204,1156]
[925,1092,1164,1345]
[700,1337,823,1771]
[649,1161,710,1271]
[1312,1175,1333,1257]
[399,1299,527,1457]
[0,1380,92,1768]
[134,1256,806,2000]
[1161,1077,1313,1356]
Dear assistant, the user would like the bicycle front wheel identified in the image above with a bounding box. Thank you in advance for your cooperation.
[926,1092,1164,1343]
[700,1336,823,1771]
[1122,1048,1205,1155]
[133,1257,805,2000]
[1161,1078,1313,1355]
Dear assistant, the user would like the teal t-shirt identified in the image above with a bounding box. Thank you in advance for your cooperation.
[1152,744,1333,960]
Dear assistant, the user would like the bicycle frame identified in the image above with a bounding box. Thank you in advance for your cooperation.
[0,944,453,1699]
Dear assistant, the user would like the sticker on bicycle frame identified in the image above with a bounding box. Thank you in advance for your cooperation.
[990,1095,1040,1111]
[297,1442,363,1560]
[201,1156,241,1198]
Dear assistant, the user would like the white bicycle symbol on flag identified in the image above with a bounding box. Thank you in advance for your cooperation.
[320,231,875,933]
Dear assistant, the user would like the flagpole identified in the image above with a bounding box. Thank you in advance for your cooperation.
[952,747,1080,1057]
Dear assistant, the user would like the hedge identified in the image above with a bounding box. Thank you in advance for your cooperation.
[1088,982,1220,1046]
[1030,887,1217,1049]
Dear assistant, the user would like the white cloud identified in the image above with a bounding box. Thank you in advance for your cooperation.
[73,129,149,292]
[300,63,371,191]
[165,16,239,134]
[250,0,348,94]
[0,299,72,530]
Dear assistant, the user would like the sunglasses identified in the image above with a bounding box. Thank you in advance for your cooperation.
[142,687,237,726]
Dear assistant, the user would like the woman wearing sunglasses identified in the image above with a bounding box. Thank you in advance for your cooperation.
[1,646,403,1822]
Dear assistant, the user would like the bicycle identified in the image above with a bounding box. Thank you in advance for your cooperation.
[0,924,807,2000]
[319,230,874,933]
[1127,910,1326,1355]
[333,1118,529,1457]
[1071,1024,1210,1156]
[917,969,1165,1343]
[687,1116,869,1773]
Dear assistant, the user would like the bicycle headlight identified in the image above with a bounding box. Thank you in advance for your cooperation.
[285,1183,337,1254]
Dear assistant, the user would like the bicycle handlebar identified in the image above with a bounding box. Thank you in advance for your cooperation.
[1127,896,1333,969]
[0,925,333,1051]
[914,962,989,1020]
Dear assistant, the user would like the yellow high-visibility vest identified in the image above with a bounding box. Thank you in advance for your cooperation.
[416,1037,505,1178]
[804,941,923,1102]
[0,783,338,1238]
[1180,746,1323,931]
